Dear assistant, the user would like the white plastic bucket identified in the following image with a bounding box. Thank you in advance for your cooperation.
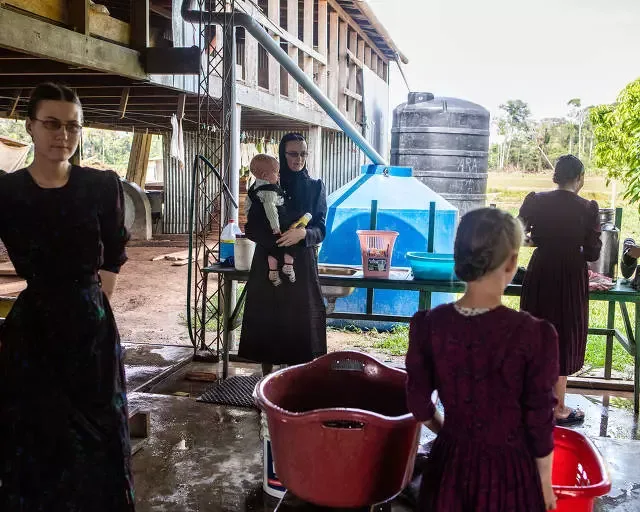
[261,412,286,498]
[234,237,255,271]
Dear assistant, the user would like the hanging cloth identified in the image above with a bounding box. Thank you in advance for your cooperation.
[170,114,185,170]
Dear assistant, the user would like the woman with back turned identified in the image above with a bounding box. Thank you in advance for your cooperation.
[519,155,602,426]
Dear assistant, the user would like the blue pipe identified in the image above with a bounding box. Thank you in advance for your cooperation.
[180,1,388,166]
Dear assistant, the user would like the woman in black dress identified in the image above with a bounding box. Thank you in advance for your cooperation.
[239,133,327,375]
[0,83,134,510]
[519,155,601,426]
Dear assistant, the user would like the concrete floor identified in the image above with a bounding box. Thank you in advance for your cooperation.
[124,345,640,511]
[124,343,193,392]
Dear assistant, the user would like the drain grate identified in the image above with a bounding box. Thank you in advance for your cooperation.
[197,374,261,408]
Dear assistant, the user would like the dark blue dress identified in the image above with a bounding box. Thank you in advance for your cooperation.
[0,166,134,511]
[238,170,327,364]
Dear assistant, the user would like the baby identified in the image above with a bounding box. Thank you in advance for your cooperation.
[245,154,296,286]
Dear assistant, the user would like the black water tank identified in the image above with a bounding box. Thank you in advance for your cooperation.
[391,92,490,215]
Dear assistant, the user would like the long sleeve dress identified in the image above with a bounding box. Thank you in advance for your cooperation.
[406,304,559,512]
[0,166,135,511]
[238,170,327,365]
[519,190,602,375]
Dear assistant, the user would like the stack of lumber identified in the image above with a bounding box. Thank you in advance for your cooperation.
[150,250,192,266]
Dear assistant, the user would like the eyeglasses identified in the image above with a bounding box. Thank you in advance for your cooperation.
[285,151,309,159]
[32,118,83,135]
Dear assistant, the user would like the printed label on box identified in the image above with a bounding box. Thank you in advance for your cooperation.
[367,258,388,272]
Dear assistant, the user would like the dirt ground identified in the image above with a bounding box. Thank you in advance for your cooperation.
[110,246,192,346]
[113,247,400,362]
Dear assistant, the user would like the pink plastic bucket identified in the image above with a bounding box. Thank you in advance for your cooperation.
[356,230,399,278]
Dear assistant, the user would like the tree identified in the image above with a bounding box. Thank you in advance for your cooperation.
[590,78,640,207]
[497,100,531,169]
[0,119,30,144]
[567,98,590,158]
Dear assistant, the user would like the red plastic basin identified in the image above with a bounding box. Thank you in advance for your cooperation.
[553,427,612,512]
[254,351,420,508]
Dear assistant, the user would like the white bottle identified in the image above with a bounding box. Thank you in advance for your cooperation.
[220,219,242,261]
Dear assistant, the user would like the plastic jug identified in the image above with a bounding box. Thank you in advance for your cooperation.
[220,220,242,261]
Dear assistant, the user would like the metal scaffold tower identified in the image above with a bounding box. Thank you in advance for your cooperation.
[187,0,237,361]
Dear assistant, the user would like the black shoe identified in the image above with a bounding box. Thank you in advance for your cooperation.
[556,408,585,427]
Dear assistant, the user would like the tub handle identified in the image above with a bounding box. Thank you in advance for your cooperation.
[322,420,365,430]
[331,358,365,372]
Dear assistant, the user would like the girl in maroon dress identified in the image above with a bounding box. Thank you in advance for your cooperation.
[406,208,559,511]
[519,155,601,426]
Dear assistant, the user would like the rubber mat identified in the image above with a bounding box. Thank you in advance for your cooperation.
[197,374,262,408]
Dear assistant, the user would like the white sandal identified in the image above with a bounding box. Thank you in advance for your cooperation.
[269,270,282,286]
[281,264,296,283]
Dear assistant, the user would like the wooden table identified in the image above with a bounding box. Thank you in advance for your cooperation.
[206,265,640,413]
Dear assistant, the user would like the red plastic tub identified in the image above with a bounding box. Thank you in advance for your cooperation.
[254,351,420,508]
[553,427,612,511]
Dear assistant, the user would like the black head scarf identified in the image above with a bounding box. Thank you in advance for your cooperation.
[279,132,312,214]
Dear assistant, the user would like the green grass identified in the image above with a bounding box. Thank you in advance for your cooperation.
[179,284,245,333]
[368,171,637,376]
[372,325,410,356]
[365,297,635,374]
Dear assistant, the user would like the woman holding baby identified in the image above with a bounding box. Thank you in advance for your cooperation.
[238,133,328,375]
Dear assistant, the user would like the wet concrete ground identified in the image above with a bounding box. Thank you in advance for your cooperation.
[123,343,193,391]
[124,348,640,511]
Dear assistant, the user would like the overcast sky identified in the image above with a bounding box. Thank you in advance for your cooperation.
[366,0,640,120]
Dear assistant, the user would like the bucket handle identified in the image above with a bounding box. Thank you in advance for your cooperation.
[309,409,371,430]
[322,419,365,430]
[331,358,366,372]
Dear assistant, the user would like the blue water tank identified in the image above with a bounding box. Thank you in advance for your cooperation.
[319,165,458,329]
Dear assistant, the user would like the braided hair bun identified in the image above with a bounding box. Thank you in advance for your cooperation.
[553,154,584,186]
[454,208,523,282]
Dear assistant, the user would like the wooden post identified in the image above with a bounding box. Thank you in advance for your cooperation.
[127,132,152,188]
[328,11,339,106]
[287,0,299,103]
[357,39,365,124]
[177,94,187,120]
[303,0,314,97]
[348,31,357,121]
[267,0,280,97]
[130,0,150,50]
[307,125,322,179]
[7,90,21,118]
[371,53,379,75]
[317,0,328,94]
[380,61,388,82]
[68,0,90,34]
[338,20,349,114]
[118,87,130,119]
[244,32,259,87]
[364,46,372,69]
